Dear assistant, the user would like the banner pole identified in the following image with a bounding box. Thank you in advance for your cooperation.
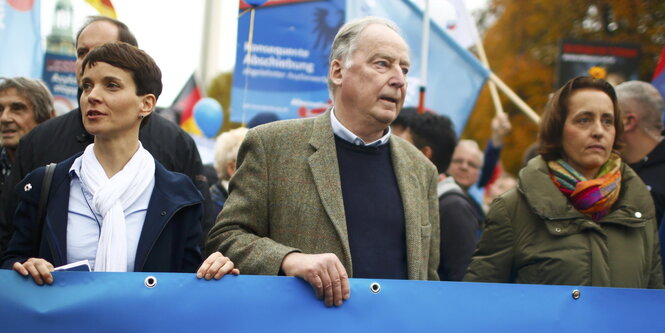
[474,40,504,116]
[240,8,257,126]
[488,73,540,123]
[418,0,430,114]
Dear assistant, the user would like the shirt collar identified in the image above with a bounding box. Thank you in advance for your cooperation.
[330,107,391,147]
[69,154,83,179]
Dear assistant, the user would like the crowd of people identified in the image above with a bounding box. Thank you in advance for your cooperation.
[1,15,664,307]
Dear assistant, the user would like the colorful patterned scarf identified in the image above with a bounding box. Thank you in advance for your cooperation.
[548,153,622,221]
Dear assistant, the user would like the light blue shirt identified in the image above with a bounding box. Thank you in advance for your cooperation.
[330,108,391,147]
[66,157,154,271]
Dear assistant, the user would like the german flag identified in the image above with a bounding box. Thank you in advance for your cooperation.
[172,74,203,135]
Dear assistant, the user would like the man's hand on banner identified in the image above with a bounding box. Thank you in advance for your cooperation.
[197,252,240,280]
[281,252,351,307]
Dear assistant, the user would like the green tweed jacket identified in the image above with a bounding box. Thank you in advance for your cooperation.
[205,110,440,280]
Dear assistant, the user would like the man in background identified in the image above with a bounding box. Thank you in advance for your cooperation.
[446,113,511,218]
[0,77,55,189]
[616,81,665,224]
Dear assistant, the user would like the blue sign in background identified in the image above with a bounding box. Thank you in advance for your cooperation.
[2,270,665,332]
[41,52,78,115]
[231,0,345,123]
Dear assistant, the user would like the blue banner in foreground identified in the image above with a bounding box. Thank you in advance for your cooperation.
[1,270,665,332]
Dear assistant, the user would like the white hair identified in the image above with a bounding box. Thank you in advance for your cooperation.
[213,127,248,181]
[457,139,484,167]
[327,16,402,97]
[615,81,664,132]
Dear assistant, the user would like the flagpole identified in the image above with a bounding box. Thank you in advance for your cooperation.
[240,7,257,126]
[200,0,222,92]
[474,40,504,115]
[475,39,540,123]
[418,0,430,114]
[488,73,541,123]
[452,0,538,123]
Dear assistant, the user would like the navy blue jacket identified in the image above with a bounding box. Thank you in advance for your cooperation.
[1,153,204,272]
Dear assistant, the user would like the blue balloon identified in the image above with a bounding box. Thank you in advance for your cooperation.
[193,98,223,138]
[246,0,268,7]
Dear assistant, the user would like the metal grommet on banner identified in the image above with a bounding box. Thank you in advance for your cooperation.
[145,276,157,288]
[370,282,381,294]
[571,289,581,300]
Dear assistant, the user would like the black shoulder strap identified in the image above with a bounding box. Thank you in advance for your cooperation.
[33,163,56,257]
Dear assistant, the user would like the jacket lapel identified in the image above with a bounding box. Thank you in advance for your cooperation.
[134,167,172,271]
[390,137,422,280]
[47,171,72,266]
[307,110,352,271]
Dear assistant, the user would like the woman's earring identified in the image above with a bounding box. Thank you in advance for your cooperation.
[139,115,145,119]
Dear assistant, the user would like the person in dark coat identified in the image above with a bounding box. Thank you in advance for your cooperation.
[616,81,665,225]
[0,16,213,254]
[2,42,237,285]
[392,110,480,281]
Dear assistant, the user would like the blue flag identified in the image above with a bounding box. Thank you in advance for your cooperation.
[347,0,489,134]
[0,0,43,78]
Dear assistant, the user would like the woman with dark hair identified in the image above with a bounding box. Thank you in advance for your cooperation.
[464,76,663,288]
[2,42,237,284]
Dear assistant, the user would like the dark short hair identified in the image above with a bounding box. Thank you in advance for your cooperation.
[0,77,54,123]
[538,76,624,161]
[403,110,457,173]
[81,42,162,126]
[75,16,138,48]
[392,106,418,129]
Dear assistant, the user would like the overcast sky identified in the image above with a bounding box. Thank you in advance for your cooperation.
[41,0,487,107]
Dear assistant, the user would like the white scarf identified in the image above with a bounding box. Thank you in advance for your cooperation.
[78,142,155,272]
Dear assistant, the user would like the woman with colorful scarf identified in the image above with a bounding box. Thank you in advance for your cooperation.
[464,76,663,288]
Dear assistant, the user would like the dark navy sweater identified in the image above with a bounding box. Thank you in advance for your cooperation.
[334,135,407,279]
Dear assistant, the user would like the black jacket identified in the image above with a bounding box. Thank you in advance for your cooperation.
[629,139,665,225]
[1,153,204,272]
[0,109,213,253]
[437,178,482,281]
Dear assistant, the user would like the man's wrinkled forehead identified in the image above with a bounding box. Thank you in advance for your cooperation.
[0,88,28,103]
[76,20,119,49]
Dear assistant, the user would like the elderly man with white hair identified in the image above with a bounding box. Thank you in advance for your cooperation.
[206,16,440,307]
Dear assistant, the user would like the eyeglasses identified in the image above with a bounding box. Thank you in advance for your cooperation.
[451,158,481,170]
